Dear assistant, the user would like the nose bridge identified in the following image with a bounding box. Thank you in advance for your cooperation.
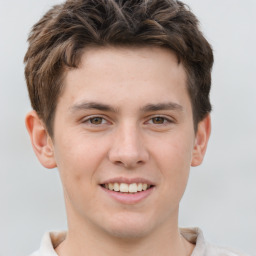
[108,120,148,168]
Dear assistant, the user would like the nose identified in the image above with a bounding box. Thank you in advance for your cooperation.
[108,122,149,169]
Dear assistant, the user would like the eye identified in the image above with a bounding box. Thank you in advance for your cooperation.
[147,116,173,125]
[89,117,104,125]
[82,116,108,125]
[151,117,166,124]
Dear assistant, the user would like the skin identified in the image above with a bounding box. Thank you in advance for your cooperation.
[26,46,211,256]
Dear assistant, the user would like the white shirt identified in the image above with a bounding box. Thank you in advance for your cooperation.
[29,227,249,256]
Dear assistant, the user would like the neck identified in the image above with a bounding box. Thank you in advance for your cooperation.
[55,210,194,256]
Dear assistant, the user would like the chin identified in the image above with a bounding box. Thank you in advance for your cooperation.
[101,212,155,239]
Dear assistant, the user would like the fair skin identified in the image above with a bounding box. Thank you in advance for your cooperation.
[26,46,211,256]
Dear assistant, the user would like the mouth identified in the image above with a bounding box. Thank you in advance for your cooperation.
[100,183,154,193]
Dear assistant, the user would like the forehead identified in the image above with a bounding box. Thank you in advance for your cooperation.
[77,46,182,79]
[59,46,190,111]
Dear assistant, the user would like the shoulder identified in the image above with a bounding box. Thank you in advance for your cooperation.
[28,251,40,256]
[180,227,251,256]
[27,231,66,256]
[205,243,251,256]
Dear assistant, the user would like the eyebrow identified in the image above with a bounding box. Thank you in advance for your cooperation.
[69,102,117,113]
[141,102,183,112]
[69,101,183,113]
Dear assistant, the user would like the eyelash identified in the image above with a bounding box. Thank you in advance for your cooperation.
[82,115,174,127]
[145,116,174,126]
[82,116,109,126]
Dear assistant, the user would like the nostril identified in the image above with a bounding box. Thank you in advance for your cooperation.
[115,161,124,166]
[113,159,144,168]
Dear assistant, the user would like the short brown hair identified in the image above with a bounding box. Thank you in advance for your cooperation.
[24,0,214,136]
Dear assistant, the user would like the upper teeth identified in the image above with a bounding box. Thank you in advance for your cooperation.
[104,183,150,193]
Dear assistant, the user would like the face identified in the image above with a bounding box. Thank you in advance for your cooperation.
[30,46,210,239]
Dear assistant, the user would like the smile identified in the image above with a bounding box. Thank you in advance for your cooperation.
[101,183,153,193]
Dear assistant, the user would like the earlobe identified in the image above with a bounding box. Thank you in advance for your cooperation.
[25,110,56,169]
[191,114,211,167]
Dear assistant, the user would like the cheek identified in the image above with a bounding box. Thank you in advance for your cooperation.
[52,134,111,204]
[153,134,194,171]
[53,136,103,215]
[151,134,194,196]
[54,133,107,174]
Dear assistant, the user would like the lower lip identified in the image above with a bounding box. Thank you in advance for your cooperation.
[100,186,154,204]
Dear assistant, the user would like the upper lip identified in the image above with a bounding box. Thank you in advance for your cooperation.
[100,177,155,186]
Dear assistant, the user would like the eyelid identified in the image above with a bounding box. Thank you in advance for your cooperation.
[145,115,175,125]
[80,114,175,126]
[81,115,111,125]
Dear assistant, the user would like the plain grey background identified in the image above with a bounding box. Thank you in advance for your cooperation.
[0,0,255,255]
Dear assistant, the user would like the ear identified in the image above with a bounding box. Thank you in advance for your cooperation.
[25,110,56,169]
[191,114,211,167]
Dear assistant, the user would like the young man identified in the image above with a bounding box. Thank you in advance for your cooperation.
[24,0,245,255]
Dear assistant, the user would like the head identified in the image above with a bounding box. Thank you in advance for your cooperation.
[24,0,213,244]
[24,0,213,137]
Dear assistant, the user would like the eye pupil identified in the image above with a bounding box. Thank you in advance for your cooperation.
[90,117,103,124]
[152,117,164,124]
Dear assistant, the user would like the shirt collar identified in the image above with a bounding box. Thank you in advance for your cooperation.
[37,227,204,255]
